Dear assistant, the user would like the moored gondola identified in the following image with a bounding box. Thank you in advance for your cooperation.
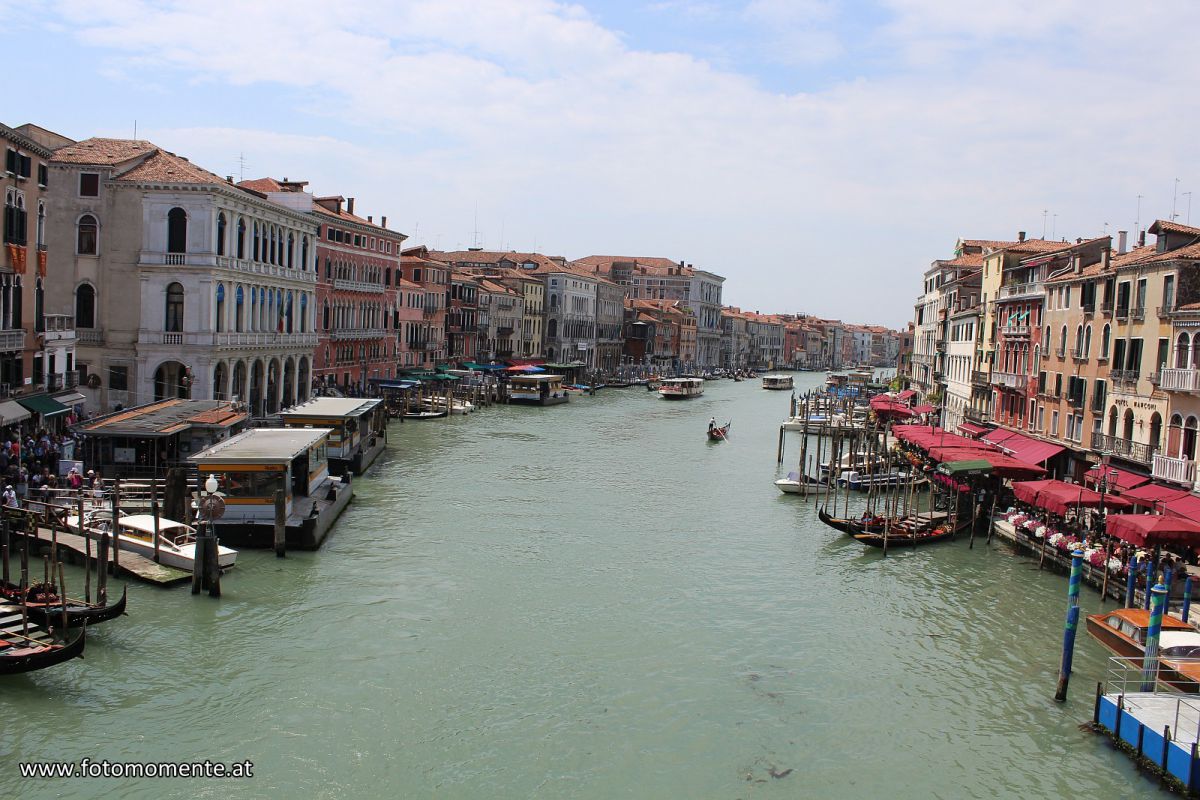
[0,627,85,675]
[2,582,127,629]
[849,520,965,548]
[817,507,885,535]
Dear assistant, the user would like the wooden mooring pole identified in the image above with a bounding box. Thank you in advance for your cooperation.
[273,489,287,558]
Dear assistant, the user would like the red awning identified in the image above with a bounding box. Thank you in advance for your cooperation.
[1165,493,1200,521]
[896,389,917,401]
[1082,466,1150,493]
[1106,514,1200,548]
[973,453,1046,480]
[1012,479,1060,506]
[957,422,991,437]
[1121,483,1192,508]
[1038,483,1131,516]
[983,428,1064,466]
[911,404,936,414]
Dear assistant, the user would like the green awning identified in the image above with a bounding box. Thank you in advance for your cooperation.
[17,394,70,418]
[938,459,993,477]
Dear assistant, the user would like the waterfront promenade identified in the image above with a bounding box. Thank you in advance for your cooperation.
[5,374,1157,799]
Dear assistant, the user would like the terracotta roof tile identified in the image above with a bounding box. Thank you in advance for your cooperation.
[115,150,228,186]
[238,177,283,193]
[53,137,156,165]
[1149,219,1200,237]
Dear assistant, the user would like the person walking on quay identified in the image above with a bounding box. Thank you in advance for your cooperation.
[3,484,18,508]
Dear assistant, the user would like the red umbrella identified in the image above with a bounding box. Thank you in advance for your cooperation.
[1105,514,1200,548]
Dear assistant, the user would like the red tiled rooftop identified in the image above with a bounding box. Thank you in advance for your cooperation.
[53,137,156,165]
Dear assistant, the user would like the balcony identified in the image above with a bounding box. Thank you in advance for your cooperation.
[1111,369,1139,386]
[422,307,439,319]
[990,371,1024,390]
[1131,306,1146,322]
[0,328,24,351]
[214,331,318,348]
[1000,282,1043,300]
[1082,302,1095,316]
[332,278,385,294]
[1152,454,1197,487]
[1091,431,1157,465]
[1100,300,1113,316]
[964,407,990,424]
[332,328,388,341]
[1054,346,1066,358]
[77,329,104,345]
[1159,367,1200,393]
[496,326,514,338]
[971,370,990,386]
[1002,325,1030,338]
[935,341,946,352]
[1070,348,1086,362]
[1115,306,1129,321]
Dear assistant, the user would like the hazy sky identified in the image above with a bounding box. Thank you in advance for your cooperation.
[10,1,1200,327]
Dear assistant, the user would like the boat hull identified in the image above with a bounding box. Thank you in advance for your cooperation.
[14,586,128,629]
[0,628,85,675]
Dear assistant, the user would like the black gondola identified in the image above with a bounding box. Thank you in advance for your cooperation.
[850,520,967,548]
[0,628,85,675]
[2,583,127,629]
[817,507,886,535]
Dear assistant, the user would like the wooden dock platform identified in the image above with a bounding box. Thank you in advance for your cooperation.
[18,525,192,587]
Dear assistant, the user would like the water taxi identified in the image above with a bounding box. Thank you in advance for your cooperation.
[1085,608,1200,692]
[762,374,794,390]
[659,377,704,399]
[67,512,238,572]
[509,374,570,406]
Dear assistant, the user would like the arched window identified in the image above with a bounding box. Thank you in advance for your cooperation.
[235,285,244,332]
[253,222,260,261]
[1074,325,1083,355]
[237,218,246,259]
[75,283,96,328]
[167,207,187,253]
[1185,417,1199,461]
[1059,325,1067,353]
[216,283,226,332]
[217,212,227,256]
[300,293,308,332]
[1150,412,1163,450]
[269,227,277,265]
[1108,406,1118,438]
[165,282,184,332]
[36,202,45,248]
[34,278,44,333]
[1177,332,1191,369]
[1101,324,1111,358]
[1083,325,1092,358]
[287,233,294,268]
[323,301,330,331]
[77,214,98,255]
[301,235,309,270]
[547,318,558,339]
[1122,409,1135,442]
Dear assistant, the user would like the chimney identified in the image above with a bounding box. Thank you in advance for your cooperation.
[1117,230,1128,254]
[381,216,387,229]
[1017,231,1026,242]
[1139,229,1146,247]
[368,215,373,224]
[226,176,233,183]
[347,197,355,215]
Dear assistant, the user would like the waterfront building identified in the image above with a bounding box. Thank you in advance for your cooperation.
[1158,297,1200,491]
[476,278,524,362]
[48,139,318,416]
[744,312,783,369]
[239,180,407,393]
[595,278,624,374]
[2,122,79,403]
[447,272,480,362]
[468,268,545,359]
[393,275,425,369]
[719,307,752,370]
[536,263,597,366]
[942,271,982,434]
[897,322,914,376]
[399,246,449,368]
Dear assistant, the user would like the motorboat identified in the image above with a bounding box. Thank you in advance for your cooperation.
[67,512,238,573]
[1085,608,1200,692]
[774,471,820,494]
[762,374,794,390]
[659,377,704,399]
[839,469,914,491]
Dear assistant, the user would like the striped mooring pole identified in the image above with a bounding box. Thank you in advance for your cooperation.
[1055,549,1086,702]
[1125,554,1138,608]
[1144,559,1155,610]
[1140,584,1169,693]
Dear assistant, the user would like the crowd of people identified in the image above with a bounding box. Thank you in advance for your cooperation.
[0,424,86,508]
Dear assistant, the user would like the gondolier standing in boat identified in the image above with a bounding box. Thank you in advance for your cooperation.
[708,417,716,433]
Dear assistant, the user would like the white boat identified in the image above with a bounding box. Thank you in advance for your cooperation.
[762,374,794,390]
[67,512,238,572]
[775,471,818,494]
[659,377,705,399]
[422,397,475,415]
[782,414,829,431]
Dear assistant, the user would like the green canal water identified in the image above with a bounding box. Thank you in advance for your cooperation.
[3,373,1160,798]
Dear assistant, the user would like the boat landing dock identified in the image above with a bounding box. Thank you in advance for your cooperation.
[18,525,192,587]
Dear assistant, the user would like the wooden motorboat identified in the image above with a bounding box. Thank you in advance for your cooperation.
[66,512,238,573]
[1085,608,1200,692]
[1,582,127,629]
[403,409,448,420]
[775,471,821,494]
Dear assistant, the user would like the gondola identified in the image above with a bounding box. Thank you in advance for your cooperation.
[706,420,732,441]
[402,410,447,420]
[0,628,86,675]
[1,582,127,629]
[817,507,886,535]
[849,520,965,548]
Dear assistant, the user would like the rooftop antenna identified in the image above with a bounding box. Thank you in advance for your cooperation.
[1173,178,1182,221]
[1052,214,1057,241]
[472,201,481,248]
[1186,192,1194,225]
[133,119,137,139]
[1136,194,1143,241]
[237,152,248,183]
[1042,210,1048,239]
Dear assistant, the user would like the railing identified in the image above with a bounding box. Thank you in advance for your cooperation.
[1000,282,1042,299]
[1071,348,1086,361]
[1111,369,1139,385]
[0,328,24,351]
[1157,305,1177,318]
[1003,325,1030,337]
[1091,431,1157,465]
[1152,453,1197,487]
[213,255,317,283]
[422,307,439,319]
[1159,367,1200,393]
[1131,306,1146,321]
[990,371,1024,389]
[215,331,318,347]
[332,278,385,294]
[964,407,990,424]
[1100,300,1113,316]
[1055,346,1066,358]
[77,329,104,345]
[331,329,388,341]
[971,370,989,386]
[1115,306,1129,320]
[1082,302,1095,316]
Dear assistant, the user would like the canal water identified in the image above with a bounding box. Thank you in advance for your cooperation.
[4,373,1158,798]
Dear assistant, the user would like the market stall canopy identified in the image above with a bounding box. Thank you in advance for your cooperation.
[1082,466,1150,494]
[1011,479,1131,516]
[938,459,993,477]
[911,404,936,414]
[957,421,992,437]
[896,389,917,401]
[16,394,69,419]
[982,428,1064,466]
[0,400,31,425]
[869,396,913,419]
[1120,482,1192,508]
[1164,493,1200,521]
[1105,514,1200,548]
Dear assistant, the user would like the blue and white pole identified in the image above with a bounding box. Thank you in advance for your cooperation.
[1140,584,1169,693]
[1055,549,1086,703]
